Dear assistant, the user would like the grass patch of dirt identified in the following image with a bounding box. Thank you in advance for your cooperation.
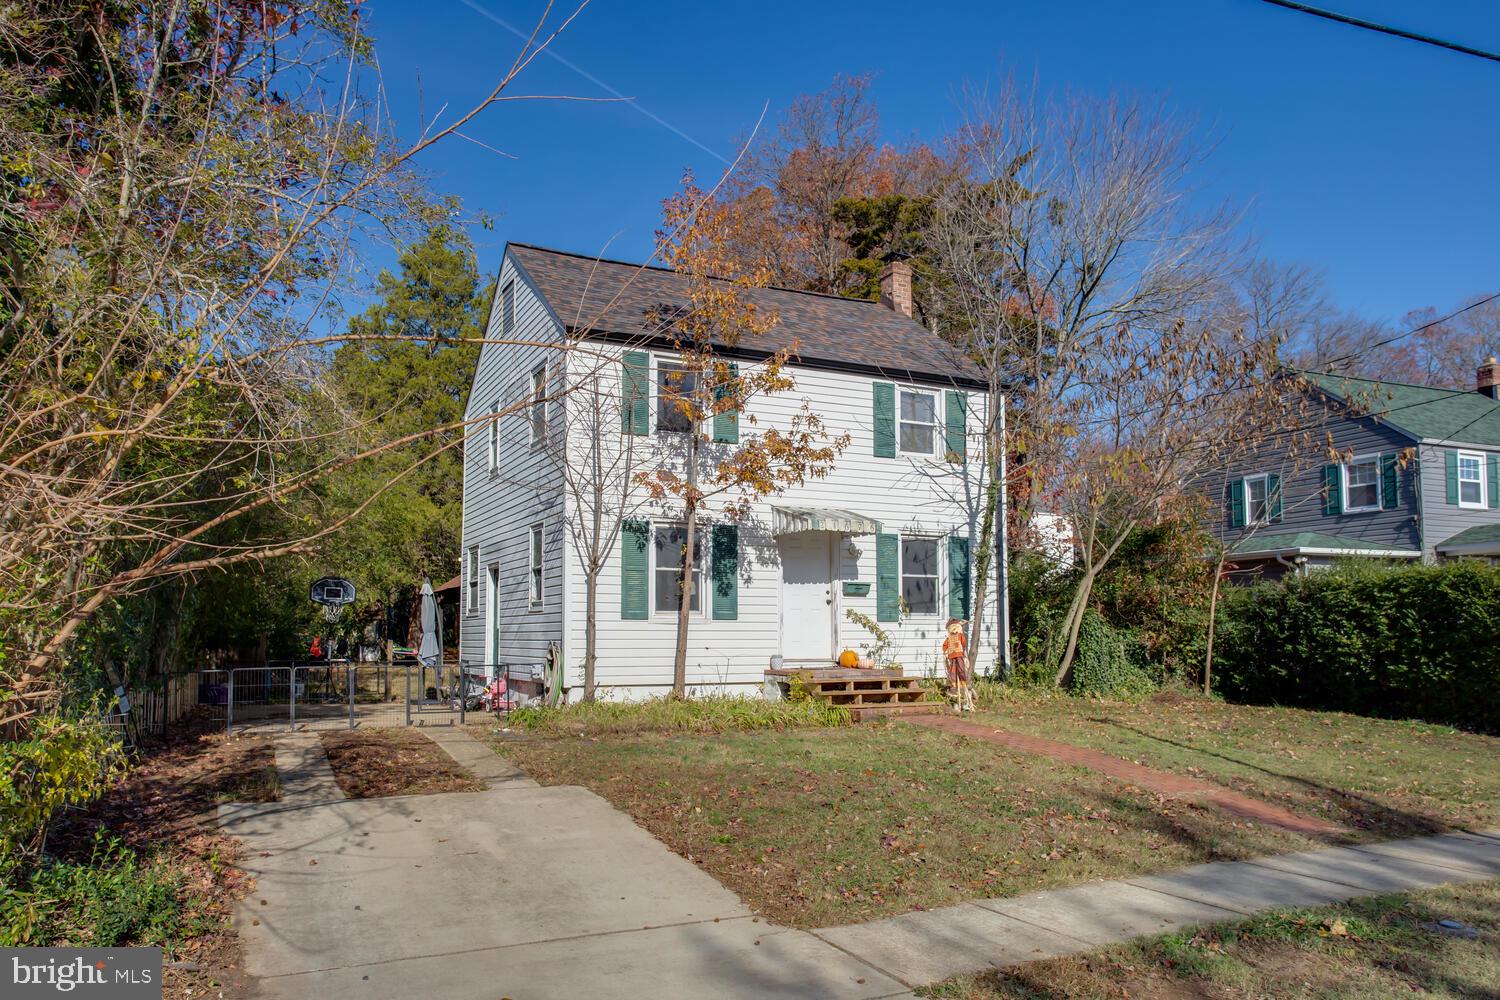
[970,691,1500,838]
[44,721,279,999]
[919,879,1500,999]
[488,722,1318,928]
[319,730,484,798]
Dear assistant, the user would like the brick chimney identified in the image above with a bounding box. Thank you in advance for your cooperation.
[1479,357,1500,400]
[878,254,913,319]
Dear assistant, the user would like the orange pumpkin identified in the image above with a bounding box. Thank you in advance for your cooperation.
[837,649,859,668]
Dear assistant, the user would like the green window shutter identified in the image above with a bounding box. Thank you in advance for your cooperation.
[711,524,738,620]
[944,391,967,463]
[1445,450,1459,505]
[620,519,649,620]
[621,351,649,436]
[875,532,899,622]
[1228,478,1245,529]
[712,362,739,444]
[1380,453,1398,510]
[947,534,971,619]
[1268,473,1282,523]
[1489,454,1500,510]
[873,382,896,458]
[1323,464,1343,516]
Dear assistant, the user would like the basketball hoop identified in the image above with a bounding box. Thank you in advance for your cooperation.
[310,576,356,625]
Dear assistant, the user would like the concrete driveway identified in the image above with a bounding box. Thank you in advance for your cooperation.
[219,738,911,999]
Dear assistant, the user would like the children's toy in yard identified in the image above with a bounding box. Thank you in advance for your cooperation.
[943,617,974,712]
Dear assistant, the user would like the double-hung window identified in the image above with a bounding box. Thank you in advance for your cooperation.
[528,523,544,608]
[1457,451,1485,508]
[654,525,703,613]
[466,544,480,614]
[1343,455,1380,512]
[898,389,937,455]
[1245,474,1270,524]
[900,536,939,615]
[656,362,698,435]
[530,366,547,446]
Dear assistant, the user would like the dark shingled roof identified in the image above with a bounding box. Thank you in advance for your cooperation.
[508,243,985,387]
[1301,371,1500,446]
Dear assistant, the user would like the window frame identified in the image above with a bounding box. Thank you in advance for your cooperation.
[899,534,941,617]
[651,522,707,618]
[1457,450,1486,509]
[527,522,544,610]
[501,279,515,334]
[1244,473,1271,525]
[1342,454,1381,514]
[897,387,939,457]
[466,544,480,615]
[530,365,548,448]
[655,359,700,436]
[487,399,501,475]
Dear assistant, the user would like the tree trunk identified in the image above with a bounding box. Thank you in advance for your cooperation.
[672,431,700,697]
[1202,552,1226,695]
[584,569,598,702]
[1052,568,1097,688]
[967,469,1003,675]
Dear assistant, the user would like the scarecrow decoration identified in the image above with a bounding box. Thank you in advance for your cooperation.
[943,617,975,712]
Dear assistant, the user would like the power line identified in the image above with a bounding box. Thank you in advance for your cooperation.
[1260,0,1500,64]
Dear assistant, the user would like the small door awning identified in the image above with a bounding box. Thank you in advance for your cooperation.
[772,505,882,537]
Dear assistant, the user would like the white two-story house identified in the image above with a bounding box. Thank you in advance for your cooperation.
[458,242,1001,699]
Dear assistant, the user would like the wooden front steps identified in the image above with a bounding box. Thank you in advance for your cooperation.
[765,666,941,721]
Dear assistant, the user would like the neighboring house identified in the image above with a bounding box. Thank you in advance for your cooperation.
[1214,362,1500,577]
[458,243,999,698]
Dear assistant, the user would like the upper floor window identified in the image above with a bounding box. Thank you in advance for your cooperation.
[1343,456,1380,513]
[901,536,939,615]
[1457,451,1486,508]
[654,524,704,613]
[501,280,516,334]
[899,389,936,455]
[657,362,698,435]
[530,366,547,446]
[1245,474,1270,524]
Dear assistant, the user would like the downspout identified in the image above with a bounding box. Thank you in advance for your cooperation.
[996,393,1012,680]
[1274,553,1304,577]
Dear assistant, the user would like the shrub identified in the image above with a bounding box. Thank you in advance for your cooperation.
[1,708,126,860]
[504,694,851,736]
[0,834,187,947]
[1215,561,1500,729]
[1068,610,1155,698]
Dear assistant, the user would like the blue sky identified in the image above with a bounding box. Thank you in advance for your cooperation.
[363,0,1500,325]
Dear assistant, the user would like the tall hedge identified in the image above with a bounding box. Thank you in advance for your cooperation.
[1215,561,1500,730]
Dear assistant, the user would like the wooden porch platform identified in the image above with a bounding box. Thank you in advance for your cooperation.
[766,666,940,721]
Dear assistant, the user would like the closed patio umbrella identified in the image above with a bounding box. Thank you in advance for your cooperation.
[417,578,442,701]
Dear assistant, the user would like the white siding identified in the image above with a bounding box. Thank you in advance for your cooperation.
[556,342,999,698]
[458,256,567,674]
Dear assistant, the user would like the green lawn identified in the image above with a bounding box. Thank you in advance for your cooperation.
[920,880,1500,999]
[482,721,1318,928]
[971,691,1500,838]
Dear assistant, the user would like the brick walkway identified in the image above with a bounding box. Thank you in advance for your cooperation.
[909,714,1342,836]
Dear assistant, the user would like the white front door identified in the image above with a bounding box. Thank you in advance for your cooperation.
[781,533,833,661]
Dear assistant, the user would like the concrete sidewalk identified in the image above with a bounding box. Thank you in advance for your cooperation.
[225,733,1499,997]
[812,830,1500,988]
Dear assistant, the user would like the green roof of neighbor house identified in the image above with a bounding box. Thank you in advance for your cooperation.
[1301,371,1500,446]
[1229,531,1421,558]
[1435,524,1500,553]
